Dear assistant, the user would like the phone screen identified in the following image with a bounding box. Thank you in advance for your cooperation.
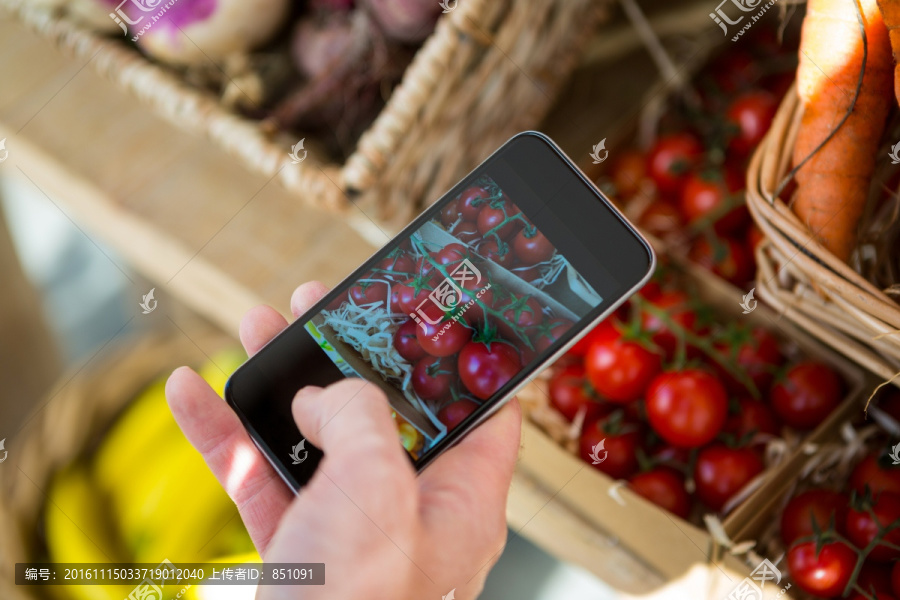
[302,171,604,460]
[227,133,653,489]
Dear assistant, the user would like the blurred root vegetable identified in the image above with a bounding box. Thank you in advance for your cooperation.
[360,0,442,44]
[100,0,290,66]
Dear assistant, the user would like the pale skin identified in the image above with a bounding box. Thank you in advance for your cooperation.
[165,281,522,599]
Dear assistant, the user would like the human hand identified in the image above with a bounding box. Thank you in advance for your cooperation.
[166,281,522,599]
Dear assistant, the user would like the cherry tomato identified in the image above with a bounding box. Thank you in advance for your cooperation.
[726,90,777,155]
[578,415,641,479]
[786,540,857,598]
[549,365,605,422]
[746,224,765,253]
[645,369,727,448]
[393,319,428,362]
[610,149,647,198]
[584,335,661,403]
[725,397,780,439]
[855,561,894,598]
[458,340,521,400]
[645,132,703,197]
[458,185,491,221]
[628,467,691,519]
[534,318,574,354]
[640,290,698,358]
[770,361,842,430]
[498,295,544,339]
[779,489,848,546]
[569,317,620,357]
[846,492,900,562]
[689,236,754,285]
[451,220,480,245]
[850,452,900,497]
[478,238,516,269]
[477,201,520,239]
[415,304,473,357]
[512,226,554,265]
[395,277,435,314]
[374,252,415,281]
[436,243,470,266]
[679,169,748,235]
[713,327,782,394]
[411,356,456,402]
[440,199,460,227]
[438,399,480,430]
[693,444,763,511]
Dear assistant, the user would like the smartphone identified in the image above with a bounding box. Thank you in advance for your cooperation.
[225,132,655,491]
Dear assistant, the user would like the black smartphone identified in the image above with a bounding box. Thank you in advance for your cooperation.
[225,132,655,491]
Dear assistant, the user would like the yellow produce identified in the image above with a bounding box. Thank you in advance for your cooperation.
[44,463,132,600]
[180,551,262,600]
[198,348,247,399]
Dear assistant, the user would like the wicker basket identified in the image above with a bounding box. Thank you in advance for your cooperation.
[746,84,900,389]
[0,329,232,600]
[0,0,606,234]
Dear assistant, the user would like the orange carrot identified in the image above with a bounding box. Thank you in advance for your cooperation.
[876,0,900,105]
[792,0,893,262]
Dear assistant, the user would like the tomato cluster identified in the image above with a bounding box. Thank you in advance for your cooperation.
[546,267,844,519]
[601,32,796,287]
[778,446,900,599]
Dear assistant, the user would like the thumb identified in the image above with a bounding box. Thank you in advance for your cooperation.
[291,379,415,500]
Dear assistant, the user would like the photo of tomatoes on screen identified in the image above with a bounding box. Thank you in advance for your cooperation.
[303,175,603,458]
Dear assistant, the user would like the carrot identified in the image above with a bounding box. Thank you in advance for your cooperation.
[876,0,900,106]
[792,0,894,262]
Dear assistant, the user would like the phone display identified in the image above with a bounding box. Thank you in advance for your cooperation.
[226,132,654,491]
[303,174,604,460]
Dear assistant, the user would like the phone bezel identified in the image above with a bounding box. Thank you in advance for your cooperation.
[225,131,656,491]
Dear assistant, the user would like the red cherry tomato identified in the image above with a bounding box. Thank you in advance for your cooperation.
[726,90,777,155]
[549,365,605,422]
[640,290,698,358]
[534,317,574,354]
[393,319,428,363]
[689,236,754,285]
[610,149,647,198]
[374,252,415,282]
[578,416,641,479]
[451,220,481,245]
[512,226,554,265]
[457,340,521,400]
[628,467,691,519]
[569,318,619,357]
[478,238,516,269]
[477,201,520,239]
[435,243,470,266]
[497,295,544,340]
[779,489,848,546]
[349,279,388,306]
[438,399,480,430]
[770,361,842,430]
[645,369,727,448]
[693,444,763,511]
[855,561,894,598]
[645,133,703,197]
[638,200,684,238]
[846,492,900,562]
[850,452,900,497]
[679,169,749,235]
[458,185,491,221]
[414,304,473,357]
[440,199,460,227]
[713,327,783,394]
[584,336,661,403]
[411,356,456,402]
[786,541,857,598]
[725,397,780,439]
[395,277,435,314]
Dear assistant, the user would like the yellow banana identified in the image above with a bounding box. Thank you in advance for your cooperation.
[44,463,132,600]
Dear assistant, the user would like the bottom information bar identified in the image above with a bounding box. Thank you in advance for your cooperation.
[15,562,324,586]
